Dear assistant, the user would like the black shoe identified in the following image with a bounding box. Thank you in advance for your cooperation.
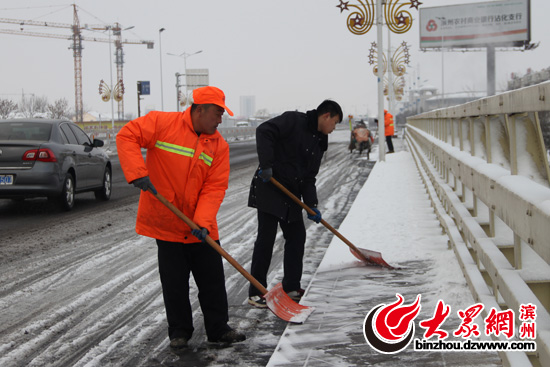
[208,329,246,344]
[169,337,188,349]
[248,295,268,308]
[286,288,305,302]
[387,150,395,154]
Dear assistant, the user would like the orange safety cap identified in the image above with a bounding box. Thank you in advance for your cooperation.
[193,86,234,116]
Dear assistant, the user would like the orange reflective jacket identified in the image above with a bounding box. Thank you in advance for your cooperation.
[116,109,230,243]
[384,110,394,136]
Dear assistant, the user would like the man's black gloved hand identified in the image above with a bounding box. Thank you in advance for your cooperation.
[192,227,209,243]
[132,176,157,194]
[307,208,322,224]
[258,168,273,183]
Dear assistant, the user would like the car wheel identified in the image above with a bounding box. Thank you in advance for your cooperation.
[95,167,112,201]
[59,173,75,211]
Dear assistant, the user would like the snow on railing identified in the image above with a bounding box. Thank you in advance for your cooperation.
[406,81,550,367]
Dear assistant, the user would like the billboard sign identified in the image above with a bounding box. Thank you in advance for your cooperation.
[185,69,209,89]
[419,0,530,49]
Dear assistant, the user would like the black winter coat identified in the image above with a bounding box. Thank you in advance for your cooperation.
[248,109,328,222]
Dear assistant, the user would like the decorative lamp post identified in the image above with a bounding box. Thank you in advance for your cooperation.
[99,25,133,129]
[107,26,115,129]
[98,78,124,128]
[335,0,421,161]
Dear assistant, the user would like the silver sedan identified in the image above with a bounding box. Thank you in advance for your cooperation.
[0,118,112,210]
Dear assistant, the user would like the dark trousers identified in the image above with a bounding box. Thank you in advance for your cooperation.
[386,135,394,152]
[157,239,230,341]
[249,210,306,297]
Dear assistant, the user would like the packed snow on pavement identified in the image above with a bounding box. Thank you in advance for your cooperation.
[4,123,542,366]
[0,127,374,366]
[267,144,502,366]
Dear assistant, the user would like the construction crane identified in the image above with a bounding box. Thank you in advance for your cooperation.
[0,4,154,123]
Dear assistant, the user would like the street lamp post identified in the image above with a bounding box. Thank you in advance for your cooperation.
[167,50,203,111]
[107,27,115,129]
[334,0,421,161]
[376,1,385,161]
[387,24,394,136]
[436,17,446,107]
[159,28,165,110]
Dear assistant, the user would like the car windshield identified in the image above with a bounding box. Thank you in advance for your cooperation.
[0,122,52,141]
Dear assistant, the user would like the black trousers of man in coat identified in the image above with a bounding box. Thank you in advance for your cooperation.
[156,240,231,341]
[248,210,306,297]
[386,135,394,152]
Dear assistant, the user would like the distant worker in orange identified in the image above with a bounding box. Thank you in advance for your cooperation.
[384,109,395,153]
[116,86,245,349]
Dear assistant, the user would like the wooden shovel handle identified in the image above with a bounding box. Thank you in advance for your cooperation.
[269,177,371,264]
[151,190,269,295]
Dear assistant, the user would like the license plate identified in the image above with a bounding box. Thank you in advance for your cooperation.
[0,175,14,185]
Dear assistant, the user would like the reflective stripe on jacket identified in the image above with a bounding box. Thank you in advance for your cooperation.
[116,109,230,243]
[384,111,394,136]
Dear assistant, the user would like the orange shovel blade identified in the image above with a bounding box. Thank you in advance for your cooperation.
[263,283,315,324]
[349,247,395,269]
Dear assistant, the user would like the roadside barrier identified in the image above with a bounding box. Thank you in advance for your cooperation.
[406,81,550,367]
[83,126,256,154]
[85,129,115,152]
[218,126,256,141]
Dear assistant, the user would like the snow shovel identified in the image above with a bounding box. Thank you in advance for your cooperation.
[150,190,315,324]
[269,178,395,269]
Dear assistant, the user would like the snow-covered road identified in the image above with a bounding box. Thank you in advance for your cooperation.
[0,127,373,366]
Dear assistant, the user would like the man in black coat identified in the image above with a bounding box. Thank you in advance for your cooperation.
[247,100,343,307]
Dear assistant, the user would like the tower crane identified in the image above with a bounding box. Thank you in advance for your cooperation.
[0,4,154,123]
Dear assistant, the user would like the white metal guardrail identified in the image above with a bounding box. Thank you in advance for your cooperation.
[83,127,256,143]
[406,81,550,367]
[82,126,256,155]
[217,126,256,141]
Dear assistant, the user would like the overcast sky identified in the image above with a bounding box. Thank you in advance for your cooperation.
[1,0,549,119]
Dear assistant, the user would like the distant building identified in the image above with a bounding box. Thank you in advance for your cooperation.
[240,96,256,118]
[508,67,550,91]
[396,85,484,131]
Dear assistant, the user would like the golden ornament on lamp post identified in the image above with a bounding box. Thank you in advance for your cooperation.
[99,79,125,126]
[368,41,410,101]
[337,0,421,35]
[99,80,111,102]
[391,41,410,77]
[99,79,125,102]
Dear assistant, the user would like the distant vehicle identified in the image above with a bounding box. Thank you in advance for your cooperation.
[236,121,249,127]
[0,119,112,210]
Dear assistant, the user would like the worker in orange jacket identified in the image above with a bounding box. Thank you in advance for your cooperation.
[384,109,395,153]
[116,86,245,349]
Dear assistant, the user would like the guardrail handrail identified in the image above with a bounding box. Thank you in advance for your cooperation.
[406,81,550,367]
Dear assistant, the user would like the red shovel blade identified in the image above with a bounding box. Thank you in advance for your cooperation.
[350,247,395,269]
[263,283,315,324]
